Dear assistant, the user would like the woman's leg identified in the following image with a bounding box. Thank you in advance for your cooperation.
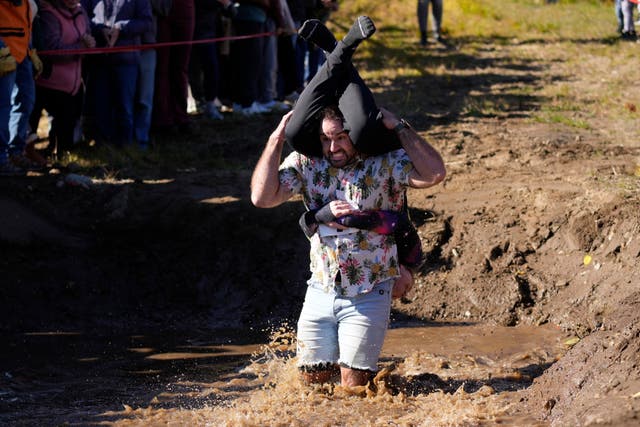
[285,17,376,157]
[286,17,400,157]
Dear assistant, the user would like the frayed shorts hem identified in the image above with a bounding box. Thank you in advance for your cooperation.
[297,361,375,373]
[297,361,337,372]
[338,362,375,373]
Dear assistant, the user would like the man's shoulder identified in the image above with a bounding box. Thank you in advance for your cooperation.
[283,151,326,167]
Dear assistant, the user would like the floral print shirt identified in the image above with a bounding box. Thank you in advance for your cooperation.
[279,149,414,297]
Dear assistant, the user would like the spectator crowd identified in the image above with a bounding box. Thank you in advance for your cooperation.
[0,0,339,175]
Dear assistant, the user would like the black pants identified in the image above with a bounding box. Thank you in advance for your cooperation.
[284,40,401,157]
[30,85,83,153]
[230,20,264,108]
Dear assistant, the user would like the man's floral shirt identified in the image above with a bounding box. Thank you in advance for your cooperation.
[279,149,414,297]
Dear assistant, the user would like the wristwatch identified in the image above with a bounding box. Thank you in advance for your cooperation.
[393,118,411,133]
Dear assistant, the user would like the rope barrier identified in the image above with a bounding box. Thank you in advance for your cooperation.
[38,31,276,56]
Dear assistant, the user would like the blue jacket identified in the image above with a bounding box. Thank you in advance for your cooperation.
[82,0,152,64]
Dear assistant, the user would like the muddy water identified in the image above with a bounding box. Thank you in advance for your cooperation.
[0,322,569,426]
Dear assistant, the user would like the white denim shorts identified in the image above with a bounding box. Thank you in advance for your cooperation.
[296,280,393,372]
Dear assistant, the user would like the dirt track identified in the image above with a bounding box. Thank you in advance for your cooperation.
[1,32,639,425]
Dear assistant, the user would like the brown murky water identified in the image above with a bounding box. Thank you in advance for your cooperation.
[0,322,569,426]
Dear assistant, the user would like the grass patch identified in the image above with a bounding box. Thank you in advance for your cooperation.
[534,112,591,129]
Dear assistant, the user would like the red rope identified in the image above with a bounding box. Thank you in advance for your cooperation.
[38,31,275,56]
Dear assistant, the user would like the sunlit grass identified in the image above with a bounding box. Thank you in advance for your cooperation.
[332,0,637,134]
[54,130,232,179]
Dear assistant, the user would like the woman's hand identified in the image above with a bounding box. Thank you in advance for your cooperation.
[316,200,357,229]
[327,200,357,218]
[392,265,414,299]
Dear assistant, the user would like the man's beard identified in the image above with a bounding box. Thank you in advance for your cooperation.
[326,150,356,168]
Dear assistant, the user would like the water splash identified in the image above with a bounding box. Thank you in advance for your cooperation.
[103,322,564,426]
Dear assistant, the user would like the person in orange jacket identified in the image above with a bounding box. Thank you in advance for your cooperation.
[0,0,42,174]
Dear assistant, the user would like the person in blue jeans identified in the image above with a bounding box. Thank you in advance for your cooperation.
[83,0,152,146]
[0,58,36,175]
[0,0,40,175]
[620,0,637,40]
[615,0,624,33]
[134,0,171,148]
[8,53,37,166]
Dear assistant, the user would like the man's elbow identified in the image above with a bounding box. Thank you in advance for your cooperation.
[251,190,281,208]
[412,166,446,189]
[251,192,270,208]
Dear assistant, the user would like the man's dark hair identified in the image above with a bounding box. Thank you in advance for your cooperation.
[318,105,346,129]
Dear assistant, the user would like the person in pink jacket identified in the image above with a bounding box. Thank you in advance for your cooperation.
[30,0,95,157]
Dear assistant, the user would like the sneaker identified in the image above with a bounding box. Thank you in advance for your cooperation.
[203,102,224,120]
[232,103,253,116]
[233,102,262,116]
[0,160,25,176]
[256,100,291,112]
[621,31,638,41]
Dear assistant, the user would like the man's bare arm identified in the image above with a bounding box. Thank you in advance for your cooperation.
[250,112,295,208]
[379,107,446,189]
